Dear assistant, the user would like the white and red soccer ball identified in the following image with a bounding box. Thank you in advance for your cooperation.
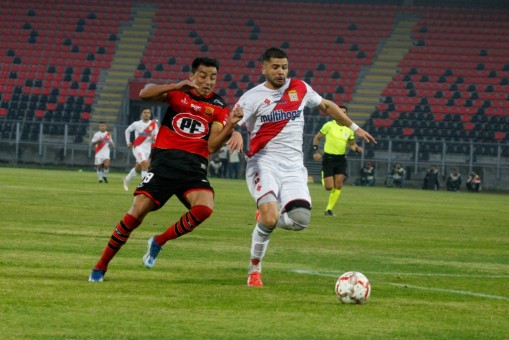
[335,271,371,304]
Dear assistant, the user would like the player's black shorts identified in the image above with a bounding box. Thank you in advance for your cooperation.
[134,149,213,210]
[322,153,348,178]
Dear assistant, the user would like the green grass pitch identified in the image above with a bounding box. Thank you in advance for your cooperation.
[1,167,508,339]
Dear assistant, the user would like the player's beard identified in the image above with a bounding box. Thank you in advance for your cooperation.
[266,76,285,89]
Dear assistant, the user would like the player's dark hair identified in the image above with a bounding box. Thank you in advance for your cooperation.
[191,57,219,73]
[99,121,106,125]
[339,105,348,112]
[261,47,288,62]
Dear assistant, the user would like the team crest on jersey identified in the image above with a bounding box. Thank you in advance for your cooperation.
[204,107,214,116]
[264,98,271,106]
[288,90,299,102]
[172,112,209,139]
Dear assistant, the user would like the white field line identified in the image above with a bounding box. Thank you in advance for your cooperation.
[292,269,509,301]
[384,282,509,301]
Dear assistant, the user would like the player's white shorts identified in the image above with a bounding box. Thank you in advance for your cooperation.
[132,145,151,163]
[94,156,110,165]
[245,159,311,210]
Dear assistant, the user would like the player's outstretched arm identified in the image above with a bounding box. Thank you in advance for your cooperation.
[317,99,376,144]
[139,81,196,102]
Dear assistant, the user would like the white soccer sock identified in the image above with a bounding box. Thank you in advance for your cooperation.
[125,168,137,184]
[250,223,272,272]
[97,170,103,181]
[141,169,148,179]
[103,168,109,178]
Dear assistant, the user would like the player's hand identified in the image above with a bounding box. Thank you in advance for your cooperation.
[313,152,322,161]
[355,146,364,153]
[175,79,196,92]
[127,143,133,149]
[228,104,244,125]
[354,128,376,144]
[227,131,243,153]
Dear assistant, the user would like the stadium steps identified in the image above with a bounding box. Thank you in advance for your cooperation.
[347,17,419,123]
[92,3,157,123]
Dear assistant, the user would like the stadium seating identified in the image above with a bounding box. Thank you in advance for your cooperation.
[369,6,509,145]
[0,0,128,139]
[1,0,508,148]
[136,0,397,109]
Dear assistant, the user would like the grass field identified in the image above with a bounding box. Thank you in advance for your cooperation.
[1,167,508,339]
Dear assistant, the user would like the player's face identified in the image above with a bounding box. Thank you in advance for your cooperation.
[141,109,151,121]
[262,57,288,90]
[190,65,217,97]
[99,123,107,132]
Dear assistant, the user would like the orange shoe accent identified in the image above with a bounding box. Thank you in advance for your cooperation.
[255,209,261,222]
[247,271,263,287]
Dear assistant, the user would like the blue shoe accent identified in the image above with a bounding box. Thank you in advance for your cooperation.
[89,269,105,282]
[143,236,162,269]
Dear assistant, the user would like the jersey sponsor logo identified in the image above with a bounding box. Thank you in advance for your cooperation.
[172,113,209,139]
[191,103,202,112]
[260,109,302,123]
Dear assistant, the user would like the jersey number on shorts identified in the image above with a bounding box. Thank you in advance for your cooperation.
[143,172,154,183]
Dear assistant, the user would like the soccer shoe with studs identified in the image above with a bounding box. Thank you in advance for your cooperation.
[247,271,263,287]
[143,236,162,269]
[88,269,105,282]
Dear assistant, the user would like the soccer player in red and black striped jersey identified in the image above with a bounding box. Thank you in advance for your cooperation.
[89,57,244,282]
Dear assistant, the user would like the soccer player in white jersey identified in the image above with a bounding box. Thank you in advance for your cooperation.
[228,47,376,287]
[91,121,115,183]
[123,108,159,191]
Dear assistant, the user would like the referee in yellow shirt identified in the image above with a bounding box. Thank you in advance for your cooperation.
[312,106,363,216]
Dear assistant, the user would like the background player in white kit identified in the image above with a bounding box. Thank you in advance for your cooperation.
[229,47,376,287]
[91,121,115,183]
[123,108,159,191]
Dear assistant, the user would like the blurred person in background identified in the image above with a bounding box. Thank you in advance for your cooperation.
[91,121,115,183]
[123,108,159,191]
[422,164,440,190]
[466,171,481,192]
[446,168,462,192]
[312,105,363,216]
